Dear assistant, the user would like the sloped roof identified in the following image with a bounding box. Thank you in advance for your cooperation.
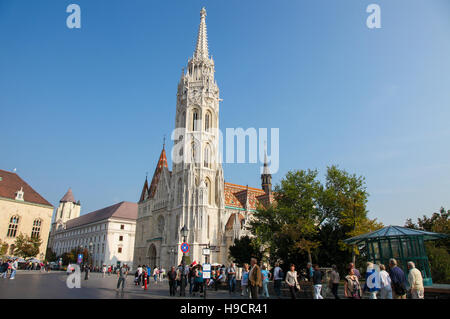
[224,182,272,210]
[0,169,53,207]
[148,148,169,199]
[60,188,76,203]
[65,201,137,229]
[139,178,149,203]
[344,225,449,244]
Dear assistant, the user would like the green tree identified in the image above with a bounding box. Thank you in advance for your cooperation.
[45,247,57,262]
[405,207,450,283]
[228,236,262,266]
[249,169,323,267]
[0,239,9,256]
[321,166,383,263]
[13,234,42,258]
[249,166,382,270]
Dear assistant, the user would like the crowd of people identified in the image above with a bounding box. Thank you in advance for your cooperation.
[158,257,426,299]
[3,255,425,299]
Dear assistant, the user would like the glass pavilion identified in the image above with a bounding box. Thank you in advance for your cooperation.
[344,225,448,286]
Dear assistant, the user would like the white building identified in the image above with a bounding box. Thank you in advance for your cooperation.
[133,8,274,269]
[48,189,137,268]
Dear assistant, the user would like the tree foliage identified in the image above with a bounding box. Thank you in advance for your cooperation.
[405,207,450,284]
[13,234,42,258]
[248,166,383,271]
[228,236,262,266]
[0,239,9,256]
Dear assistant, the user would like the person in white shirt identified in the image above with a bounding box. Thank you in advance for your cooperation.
[273,262,283,298]
[10,259,18,280]
[407,261,424,299]
[379,264,392,299]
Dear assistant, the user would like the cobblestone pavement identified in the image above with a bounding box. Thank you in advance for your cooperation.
[0,270,279,299]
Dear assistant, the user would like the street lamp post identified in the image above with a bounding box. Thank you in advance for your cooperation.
[180,226,189,297]
[170,248,175,267]
[89,242,93,268]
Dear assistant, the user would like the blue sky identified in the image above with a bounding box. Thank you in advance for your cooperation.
[1,0,449,225]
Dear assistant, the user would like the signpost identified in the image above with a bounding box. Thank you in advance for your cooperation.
[77,254,83,264]
[181,242,190,254]
[202,247,211,299]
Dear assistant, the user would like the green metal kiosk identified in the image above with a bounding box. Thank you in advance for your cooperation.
[344,225,448,286]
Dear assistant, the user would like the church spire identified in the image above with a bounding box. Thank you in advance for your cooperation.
[261,146,272,194]
[194,7,209,60]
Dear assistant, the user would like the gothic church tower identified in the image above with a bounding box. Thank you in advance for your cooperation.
[171,7,225,264]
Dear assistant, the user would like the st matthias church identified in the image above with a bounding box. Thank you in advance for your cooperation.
[133,8,274,269]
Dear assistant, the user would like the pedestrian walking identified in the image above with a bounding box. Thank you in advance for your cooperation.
[168,266,177,296]
[10,259,18,280]
[108,265,112,276]
[0,260,9,278]
[285,264,300,299]
[153,267,159,283]
[240,263,250,297]
[273,262,284,298]
[407,261,424,299]
[379,264,392,299]
[84,264,90,280]
[116,263,128,291]
[102,265,107,277]
[192,266,204,297]
[137,265,143,286]
[312,264,323,299]
[261,265,271,298]
[329,264,340,299]
[226,262,237,295]
[248,258,262,299]
[344,267,362,299]
[348,262,361,279]
[388,258,407,299]
[188,266,195,295]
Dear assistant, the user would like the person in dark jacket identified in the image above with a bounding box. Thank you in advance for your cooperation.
[388,258,407,299]
[312,264,323,299]
[168,266,177,296]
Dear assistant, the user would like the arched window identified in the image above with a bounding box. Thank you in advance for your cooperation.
[157,215,165,235]
[177,178,183,205]
[204,145,210,168]
[205,112,211,132]
[31,219,42,239]
[7,216,19,238]
[205,178,212,205]
[192,110,199,131]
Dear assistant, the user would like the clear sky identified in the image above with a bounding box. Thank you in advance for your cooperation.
[1,0,449,225]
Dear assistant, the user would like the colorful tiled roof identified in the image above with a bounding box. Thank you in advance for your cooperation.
[0,169,53,207]
[224,182,272,210]
[65,201,137,230]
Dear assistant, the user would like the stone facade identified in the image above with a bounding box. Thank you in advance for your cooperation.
[0,169,53,259]
[48,190,137,268]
